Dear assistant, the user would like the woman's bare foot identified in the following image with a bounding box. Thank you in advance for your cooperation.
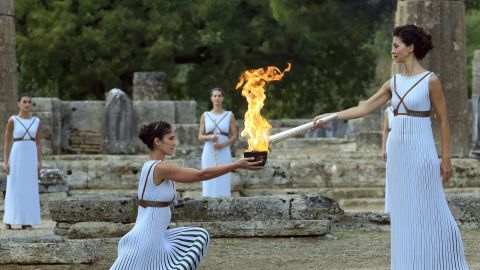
[21,225,32,230]
[3,224,12,230]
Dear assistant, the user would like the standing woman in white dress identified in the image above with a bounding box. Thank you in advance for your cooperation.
[381,106,394,213]
[198,88,238,197]
[3,93,42,230]
[110,120,261,270]
[314,24,468,269]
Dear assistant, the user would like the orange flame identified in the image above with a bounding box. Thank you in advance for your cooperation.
[235,63,291,152]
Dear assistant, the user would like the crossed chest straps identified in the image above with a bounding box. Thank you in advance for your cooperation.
[393,72,432,117]
[138,161,176,208]
[13,116,37,142]
[205,112,230,137]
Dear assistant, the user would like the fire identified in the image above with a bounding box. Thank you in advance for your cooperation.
[235,63,291,152]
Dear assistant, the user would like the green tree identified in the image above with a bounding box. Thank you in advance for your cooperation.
[15,0,394,118]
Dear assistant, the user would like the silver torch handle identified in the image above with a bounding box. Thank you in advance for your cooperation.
[268,113,338,145]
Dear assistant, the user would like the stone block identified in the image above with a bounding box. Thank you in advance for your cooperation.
[32,98,62,154]
[133,100,175,132]
[0,240,96,264]
[355,131,383,152]
[171,219,331,237]
[66,222,134,239]
[49,195,137,223]
[175,101,197,124]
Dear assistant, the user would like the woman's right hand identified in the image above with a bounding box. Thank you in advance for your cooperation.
[234,158,263,171]
[2,162,9,175]
[382,151,387,161]
[210,134,218,142]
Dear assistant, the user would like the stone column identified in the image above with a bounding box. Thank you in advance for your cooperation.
[0,0,18,159]
[133,72,169,100]
[394,0,469,157]
[472,50,480,153]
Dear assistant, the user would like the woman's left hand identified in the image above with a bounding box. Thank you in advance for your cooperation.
[213,143,225,150]
[440,158,452,183]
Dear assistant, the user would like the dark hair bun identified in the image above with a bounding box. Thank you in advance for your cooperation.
[138,121,172,150]
[393,24,434,60]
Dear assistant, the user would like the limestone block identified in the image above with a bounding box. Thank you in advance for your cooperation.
[447,193,480,223]
[133,71,169,100]
[32,98,62,154]
[40,192,68,216]
[133,101,175,134]
[290,195,344,220]
[173,124,201,147]
[170,220,331,237]
[355,131,383,152]
[172,195,343,222]
[66,222,134,239]
[63,101,105,131]
[0,240,95,264]
[175,101,197,124]
[234,159,291,188]
[49,195,137,223]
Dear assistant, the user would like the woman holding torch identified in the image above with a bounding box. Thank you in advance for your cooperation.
[313,24,468,269]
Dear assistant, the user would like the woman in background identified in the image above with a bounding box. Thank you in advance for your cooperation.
[198,88,238,197]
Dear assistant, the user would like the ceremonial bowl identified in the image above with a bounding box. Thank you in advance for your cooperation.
[243,151,268,167]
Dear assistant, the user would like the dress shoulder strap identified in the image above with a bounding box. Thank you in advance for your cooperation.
[139,161,161,201]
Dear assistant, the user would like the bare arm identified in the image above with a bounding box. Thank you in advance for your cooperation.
[313,80,391,127]
[198,114,215,142]
[154,158,261,184]
[337,80,392,120]
[381,110,389,160]
[3,118,13,173]
[36,120,42,168]
[429,74,452,182]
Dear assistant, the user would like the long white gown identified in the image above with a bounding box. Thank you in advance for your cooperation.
[202,111,232,197]
[384,106,394,214]
[387,71,469,269]
[3,116,41,225]
[111,160,210,270]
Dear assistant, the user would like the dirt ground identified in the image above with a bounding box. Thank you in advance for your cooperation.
[1,221,479,270]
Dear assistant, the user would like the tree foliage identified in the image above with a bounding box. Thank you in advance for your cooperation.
[15,0,394,118]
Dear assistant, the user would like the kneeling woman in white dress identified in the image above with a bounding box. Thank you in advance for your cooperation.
[198,88,238,197]
[110,120,261,270]
[3,93,42,230]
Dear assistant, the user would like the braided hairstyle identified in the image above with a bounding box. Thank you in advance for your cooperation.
[393,24,434,60]
[138,121,172,150]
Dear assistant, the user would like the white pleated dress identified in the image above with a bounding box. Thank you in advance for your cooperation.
[201,111,232,197]
[111,160,210,270]
[384,106,394,214]
[387,71,469,269]
[3,116,41,226]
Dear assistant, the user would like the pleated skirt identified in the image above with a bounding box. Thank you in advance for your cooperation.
[386,117,468,269]
[110,208,210,270]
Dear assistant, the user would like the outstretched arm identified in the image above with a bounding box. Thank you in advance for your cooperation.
[154,158,262,184]
[314,80,391,127]
[429,74,452,182]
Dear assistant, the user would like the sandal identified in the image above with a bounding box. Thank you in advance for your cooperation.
[3,224,12,230]
[21,225,32,230]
